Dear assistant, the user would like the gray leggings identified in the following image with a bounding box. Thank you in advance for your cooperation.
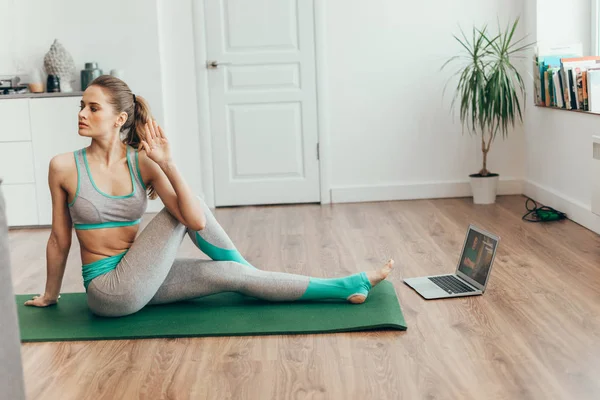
[87,206,312,317]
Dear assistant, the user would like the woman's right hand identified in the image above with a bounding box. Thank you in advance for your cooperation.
[24,293,60,307]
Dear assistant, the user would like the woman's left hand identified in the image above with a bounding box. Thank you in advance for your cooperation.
[141,120,172,166]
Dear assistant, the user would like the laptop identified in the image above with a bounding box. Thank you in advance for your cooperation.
[403,225,500,299]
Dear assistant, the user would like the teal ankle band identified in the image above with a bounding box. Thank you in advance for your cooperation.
[194,232,255,268]
[299,272,372,301]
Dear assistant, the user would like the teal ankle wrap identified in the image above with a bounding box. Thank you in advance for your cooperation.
[195,232,256,268]
[299,272,372,301]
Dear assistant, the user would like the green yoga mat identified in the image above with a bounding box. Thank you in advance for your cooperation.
[15,281,406,342]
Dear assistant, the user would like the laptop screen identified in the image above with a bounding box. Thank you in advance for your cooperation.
[457,228,499,286]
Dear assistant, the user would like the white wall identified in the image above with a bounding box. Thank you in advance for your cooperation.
[524,0,600,234]
[156,0,204,204]
[2,0,164,125]
[323,0,527,202]
[7,0,597,236]
[1,0,204,212]
[536,0,591,56]
[3,0,534,212]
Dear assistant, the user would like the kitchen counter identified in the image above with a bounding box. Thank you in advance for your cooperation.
[0,91,83,100]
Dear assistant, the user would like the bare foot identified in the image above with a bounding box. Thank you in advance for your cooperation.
[348,259,395,304]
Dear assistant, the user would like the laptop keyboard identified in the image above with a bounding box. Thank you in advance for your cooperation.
[428,275,476,294]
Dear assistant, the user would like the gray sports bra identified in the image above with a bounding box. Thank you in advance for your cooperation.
[68,145,148,230]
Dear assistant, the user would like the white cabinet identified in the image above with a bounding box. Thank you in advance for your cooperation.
[0,99,31,142]
[2,184,38,226]
[30,98,89,225]
[0,142,35,184]
[0,95,88,227]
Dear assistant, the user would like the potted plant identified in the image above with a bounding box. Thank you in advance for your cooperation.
[442,17,533,204]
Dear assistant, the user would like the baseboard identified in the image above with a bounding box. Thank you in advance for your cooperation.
[523,180,600,235]
[330,178,524,204]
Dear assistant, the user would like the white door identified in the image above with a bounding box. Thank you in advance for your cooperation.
[204,0,321,206]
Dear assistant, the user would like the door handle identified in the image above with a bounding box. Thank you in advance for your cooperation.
[206,60,232,69]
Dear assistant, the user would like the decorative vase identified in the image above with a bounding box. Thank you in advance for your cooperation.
[81,62,103,91]
[43,39,76,92]
[28,68,44,93]
[46,75,60,93]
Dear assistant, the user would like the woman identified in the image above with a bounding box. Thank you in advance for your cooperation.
[24,75,394,317]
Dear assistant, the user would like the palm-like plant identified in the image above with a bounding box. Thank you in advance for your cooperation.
[443,17,533,176]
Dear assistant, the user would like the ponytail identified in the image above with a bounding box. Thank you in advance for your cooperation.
[124,94,150,148]
[125,94,158,200]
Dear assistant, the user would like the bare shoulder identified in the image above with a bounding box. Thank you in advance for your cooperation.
[49,151,78,190]
[49,152,77,176]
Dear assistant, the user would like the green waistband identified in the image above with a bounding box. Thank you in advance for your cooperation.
[75,219,141,230]
[82,250,128,291]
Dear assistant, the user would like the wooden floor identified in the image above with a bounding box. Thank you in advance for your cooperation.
[9,195,600,400]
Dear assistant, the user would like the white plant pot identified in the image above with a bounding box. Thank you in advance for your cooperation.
[469,174,499,204]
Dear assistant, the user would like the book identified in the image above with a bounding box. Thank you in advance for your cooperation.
[576,68,585,110]
[552,69,563,108]
[544,70,551,106]
[570,68,579,109]
[557,69,565,108]
[562,68,572,109]
[587,69,600,113]
[583,71,589,110]
[533,57,542,105]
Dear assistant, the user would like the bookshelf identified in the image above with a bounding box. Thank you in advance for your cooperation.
[534,45,600,113]
[534,104,600,116]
